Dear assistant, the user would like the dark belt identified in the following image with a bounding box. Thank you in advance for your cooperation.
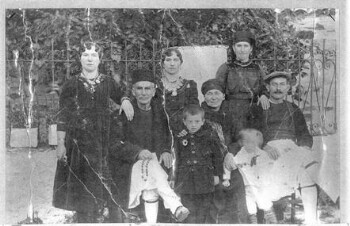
[179,160,212,167]
[227,94,253,101]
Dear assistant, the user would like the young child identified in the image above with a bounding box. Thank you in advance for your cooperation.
[223,128,277,223]
[174,104,223,223]
[128,153,189,223]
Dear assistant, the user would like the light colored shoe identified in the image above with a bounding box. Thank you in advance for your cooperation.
[175,206,190,222]
[265,208,278,224]
[249,214,258,224]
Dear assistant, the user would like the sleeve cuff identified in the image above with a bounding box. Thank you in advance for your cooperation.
[223,167,231,180]
[121,96,131,103]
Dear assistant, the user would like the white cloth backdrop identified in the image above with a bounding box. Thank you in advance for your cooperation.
[178,45,227,103]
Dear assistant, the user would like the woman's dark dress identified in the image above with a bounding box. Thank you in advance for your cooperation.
[155,78,199,133]
[201,101,249,223]
[52,74,123,214]
[215,61,266,127]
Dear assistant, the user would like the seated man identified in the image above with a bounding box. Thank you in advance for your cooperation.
[245,71,319,224]
[109,69,189,223]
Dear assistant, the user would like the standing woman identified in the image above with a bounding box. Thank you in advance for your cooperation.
[156,48,199,132]
[216,31,269,127]
[52,42,132,223]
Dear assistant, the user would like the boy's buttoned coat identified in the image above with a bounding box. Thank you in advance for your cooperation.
[174,122,223,195]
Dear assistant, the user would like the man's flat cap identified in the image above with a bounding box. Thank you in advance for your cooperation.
[264,71,291,83]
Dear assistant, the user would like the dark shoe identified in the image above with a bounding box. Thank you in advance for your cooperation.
[76,211,97,223]
[175,206,190,222]
[124,212,142,223]
[107,207,124,223]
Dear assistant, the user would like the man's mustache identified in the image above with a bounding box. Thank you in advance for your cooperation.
[274,91,283,94]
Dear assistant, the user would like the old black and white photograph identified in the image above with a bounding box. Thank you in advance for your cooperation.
[1,0,348,224]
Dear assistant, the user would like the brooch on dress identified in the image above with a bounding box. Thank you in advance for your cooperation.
[182,139,188,146]
[250,155,258,167]
[81,73,102,93]
[171,90,177,96]
[162,76,184,96]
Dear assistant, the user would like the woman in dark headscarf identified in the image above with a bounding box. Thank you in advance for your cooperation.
[215,31,269,128]
[200,78,248,224]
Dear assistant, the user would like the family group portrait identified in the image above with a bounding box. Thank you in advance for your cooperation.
[3,4,344,224]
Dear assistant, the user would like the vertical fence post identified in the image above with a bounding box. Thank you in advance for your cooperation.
[66,42,70,79]
[139,41,142,69]
[321,39,326,126]
[124,40,128,83]
[51,39,55,87]
[309,39,314,133]
[152,39,157,78]
[273,43,277,71]
[51,38,58,108]
[110,41,113,77]
[297,38,302,108]
[66,14,71,80]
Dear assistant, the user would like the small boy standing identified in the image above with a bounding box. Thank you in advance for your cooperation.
[174,104,223,223]
[223,128,277,224]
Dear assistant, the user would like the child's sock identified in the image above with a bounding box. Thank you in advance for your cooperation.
[301,185,318,224]
[144,200,159,223]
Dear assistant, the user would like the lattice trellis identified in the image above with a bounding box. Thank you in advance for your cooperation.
[6,38,337,138]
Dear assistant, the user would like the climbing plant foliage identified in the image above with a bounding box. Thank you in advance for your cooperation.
[6,8,335,84]
[5,8,337,134]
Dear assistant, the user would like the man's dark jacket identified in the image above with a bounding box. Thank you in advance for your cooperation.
[109,99,172,209]
[247,100,313,148]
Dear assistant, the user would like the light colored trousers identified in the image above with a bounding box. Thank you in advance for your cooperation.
[129,156,182,215]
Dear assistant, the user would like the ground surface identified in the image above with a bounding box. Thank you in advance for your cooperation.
[5,146,340,224]
[5,147,74,224]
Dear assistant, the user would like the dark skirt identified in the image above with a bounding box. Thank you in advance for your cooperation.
[227,98,254,128]
[207,169,249,224]
[52,128,111,214]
